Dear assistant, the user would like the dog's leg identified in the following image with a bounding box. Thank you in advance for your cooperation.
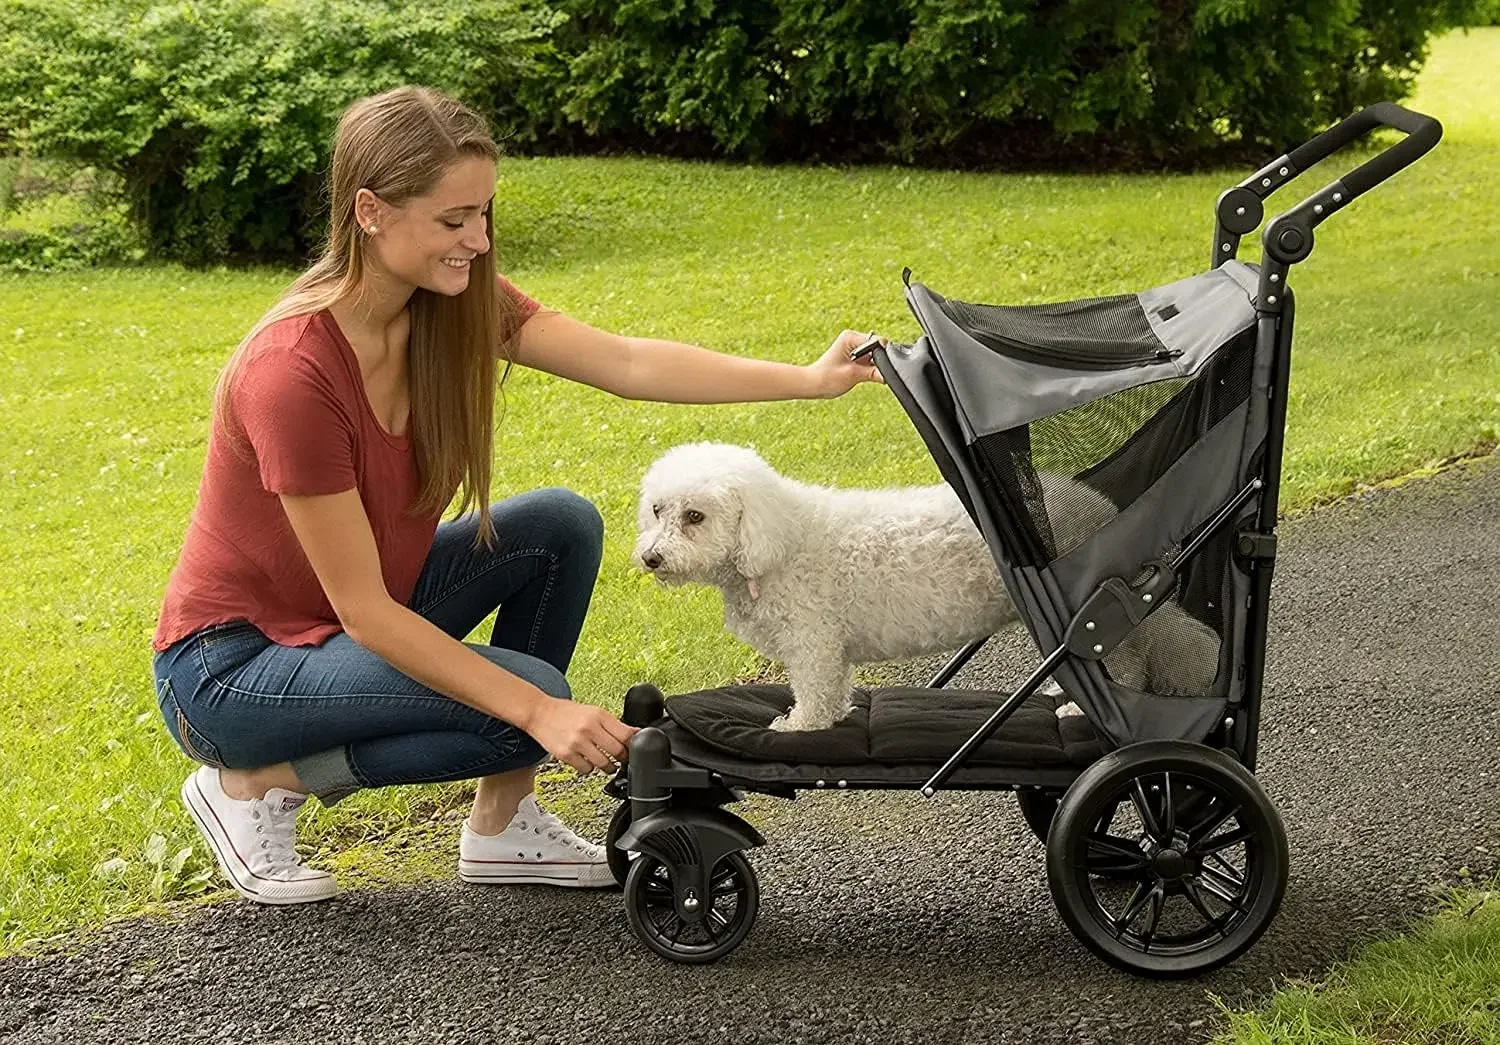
[771,650,854,732]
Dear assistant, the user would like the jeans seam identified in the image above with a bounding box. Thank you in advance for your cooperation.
[193,633,469,706]
[410,547,556,622]
[527,559,559,657]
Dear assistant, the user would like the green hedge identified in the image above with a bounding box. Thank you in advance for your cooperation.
[0,0,1488,265]
[0,0,560,264]
[531,0,1483,165]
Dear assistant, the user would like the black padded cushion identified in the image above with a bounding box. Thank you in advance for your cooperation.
[663,684,1102,767]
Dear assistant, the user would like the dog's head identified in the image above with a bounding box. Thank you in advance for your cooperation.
[633,442,796,587]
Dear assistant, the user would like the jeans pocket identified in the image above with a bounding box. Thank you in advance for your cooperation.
[196,621,272,685]
[157,676,226,769]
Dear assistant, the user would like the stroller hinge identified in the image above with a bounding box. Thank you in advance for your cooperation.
[1063,561,1178,660]
[1236,531,1278,560]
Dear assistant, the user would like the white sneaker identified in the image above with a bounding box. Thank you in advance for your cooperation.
[180,766,341,905]
[458,793,614,888]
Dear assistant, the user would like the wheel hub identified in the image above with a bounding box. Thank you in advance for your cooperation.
[1151,846,1188,880]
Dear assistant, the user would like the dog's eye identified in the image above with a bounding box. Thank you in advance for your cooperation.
[651,504,661,518]
[683,509,705,525]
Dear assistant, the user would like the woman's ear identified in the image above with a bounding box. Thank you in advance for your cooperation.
[732,474,793,580]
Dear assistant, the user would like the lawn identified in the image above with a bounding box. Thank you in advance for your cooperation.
[0,28,1495,956]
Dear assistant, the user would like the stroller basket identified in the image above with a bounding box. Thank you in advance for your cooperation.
[606,103,1442,975]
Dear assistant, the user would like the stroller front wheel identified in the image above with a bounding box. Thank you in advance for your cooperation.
[624,850,760,964]
[1046,740,1288,978]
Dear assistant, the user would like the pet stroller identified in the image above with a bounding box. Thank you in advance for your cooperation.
[602,103,1441,974]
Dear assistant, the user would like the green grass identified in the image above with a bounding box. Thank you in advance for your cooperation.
[1215,881,1500,1044]
[1,28,1497,954]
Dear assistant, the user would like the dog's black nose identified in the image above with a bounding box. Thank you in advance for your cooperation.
[642,552,662,570]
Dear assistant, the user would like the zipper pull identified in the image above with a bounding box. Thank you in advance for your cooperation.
[1154,347,1184,362]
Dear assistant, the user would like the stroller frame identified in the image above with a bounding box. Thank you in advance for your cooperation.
[603,104,1441,974]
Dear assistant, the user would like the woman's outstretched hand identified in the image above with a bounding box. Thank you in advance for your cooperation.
[525,699,637,776]
[806,328,887,398]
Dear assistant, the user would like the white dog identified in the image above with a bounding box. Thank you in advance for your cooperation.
[633,442,1220,731]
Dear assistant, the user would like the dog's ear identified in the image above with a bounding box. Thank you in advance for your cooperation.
[732,471,794,581]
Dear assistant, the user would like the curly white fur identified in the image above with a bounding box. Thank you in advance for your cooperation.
[634,442,1220,731]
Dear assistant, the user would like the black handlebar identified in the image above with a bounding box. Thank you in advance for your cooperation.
[1286,102,1442,199]
[1209,101,1442,310]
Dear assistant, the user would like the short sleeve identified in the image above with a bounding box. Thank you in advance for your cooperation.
[498,273,542,339]
[234,349,358,496]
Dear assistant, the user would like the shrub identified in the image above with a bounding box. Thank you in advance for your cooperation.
[527,0,1485,165]
[0,0,562,265]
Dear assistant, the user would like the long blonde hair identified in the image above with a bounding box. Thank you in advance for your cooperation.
[214,86,521,546]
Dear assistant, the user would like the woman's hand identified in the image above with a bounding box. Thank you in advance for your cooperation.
[524,699,638,776]
[806,329,887,398]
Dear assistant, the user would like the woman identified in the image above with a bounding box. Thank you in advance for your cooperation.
[150,86,883,905]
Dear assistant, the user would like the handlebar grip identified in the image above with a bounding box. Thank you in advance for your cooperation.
[1287,102,1442,200]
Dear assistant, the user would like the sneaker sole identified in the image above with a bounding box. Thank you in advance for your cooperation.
[458,858,614,889]
[181,774,341,906]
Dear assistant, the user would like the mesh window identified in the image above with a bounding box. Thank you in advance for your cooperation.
[935,292,1170,369]
[967,325,1257,698]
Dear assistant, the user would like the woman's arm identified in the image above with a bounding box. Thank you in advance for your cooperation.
[278,489,634,774]
[512,310,883,403]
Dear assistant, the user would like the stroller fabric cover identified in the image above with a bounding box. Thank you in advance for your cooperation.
[657,684,1102,786]
[881,260,1267,749]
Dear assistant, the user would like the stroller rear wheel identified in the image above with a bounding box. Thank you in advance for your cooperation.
[1017,791,1141,880]
[1046,741,1288,978]
[624,851,760,964]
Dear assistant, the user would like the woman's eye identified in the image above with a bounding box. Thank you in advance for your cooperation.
[684,510,704,525]
[443,221,464,230]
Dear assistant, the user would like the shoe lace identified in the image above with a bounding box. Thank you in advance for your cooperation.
[515,805,601,857]
[249,800,303,870]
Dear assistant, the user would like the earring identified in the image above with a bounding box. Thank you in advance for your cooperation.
[366,224,378,235]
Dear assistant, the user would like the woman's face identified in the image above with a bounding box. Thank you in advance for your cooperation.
[362,155,495,296]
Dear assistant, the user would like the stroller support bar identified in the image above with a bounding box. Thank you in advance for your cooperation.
[920,643,1071,797]
[922,476,1265,797]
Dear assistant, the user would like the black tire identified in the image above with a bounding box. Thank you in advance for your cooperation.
[1018,790,1142,880]
[605,802,635,889]
[1046,741,1288,978]
[624,851,759,964]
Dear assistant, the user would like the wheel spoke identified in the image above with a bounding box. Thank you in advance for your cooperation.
[1195,872,1250,914]
[1181,879,1230,939]
[708,907,731,933]
[1111,880,1157,938]
[1195,825,1254,856]
[1200,857,1247,893]
[1187,799,1242,845]
[1140,886,1164,951]
[1086,833,1149,871]
[1160,772,1177,835]
[1131,779,1165,840]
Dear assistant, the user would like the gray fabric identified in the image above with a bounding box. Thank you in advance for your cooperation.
[1139,262,1261,362]
[1100,684,1228,745]
[1049,399,1253,609]
[906,264,1258,438]
[879,337,1016,570]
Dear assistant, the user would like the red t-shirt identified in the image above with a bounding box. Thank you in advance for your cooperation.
[152,278,542,651]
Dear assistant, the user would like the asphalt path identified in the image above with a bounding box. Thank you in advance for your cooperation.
[3,456,1496,1045]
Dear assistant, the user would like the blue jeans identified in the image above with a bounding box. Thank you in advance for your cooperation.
[151,488,604,805]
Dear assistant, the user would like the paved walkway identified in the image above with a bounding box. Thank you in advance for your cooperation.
[4,457,1497,1045]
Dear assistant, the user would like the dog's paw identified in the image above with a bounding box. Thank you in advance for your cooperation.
[768,711,836,732]
[1040,680,1065,698]
[1055,701,1085,719]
